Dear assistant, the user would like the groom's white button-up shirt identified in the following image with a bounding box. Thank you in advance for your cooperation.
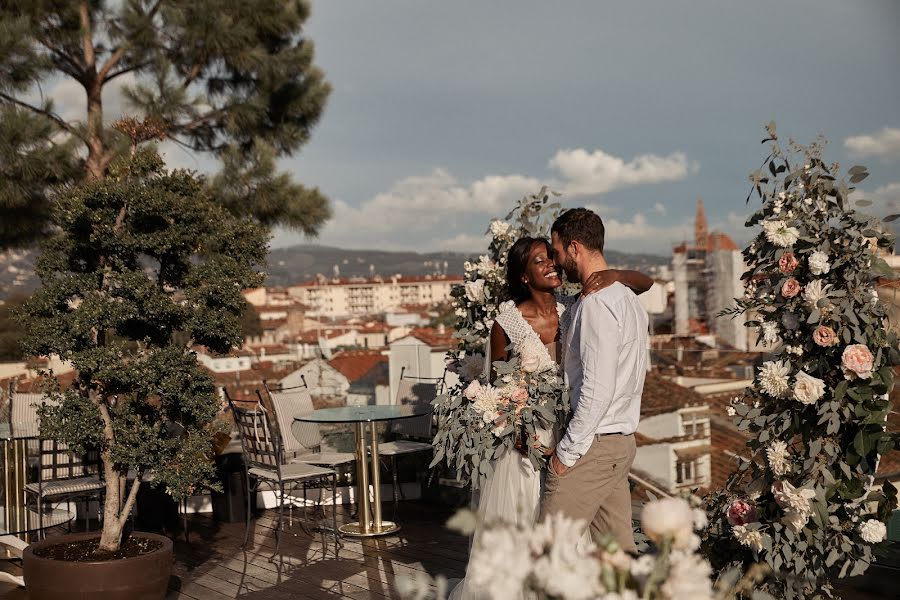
[557,282,649,467]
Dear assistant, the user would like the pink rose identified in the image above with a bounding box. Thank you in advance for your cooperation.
[781,278,801,299]
[779,252,799,274]
[511,387,529,406]
[812,325,837,347]
[464,380,482,400]
[842,344,874,380]
[726,500,759,526]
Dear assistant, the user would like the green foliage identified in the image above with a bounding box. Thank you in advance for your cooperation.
[0,107,81,249]
[0,0,331,248]
[0,295,29,361]
[22,144,266,550]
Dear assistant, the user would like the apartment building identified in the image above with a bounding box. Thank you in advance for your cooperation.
[287,275,462,318]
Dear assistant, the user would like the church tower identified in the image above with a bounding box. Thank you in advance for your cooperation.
[695,197,709,251]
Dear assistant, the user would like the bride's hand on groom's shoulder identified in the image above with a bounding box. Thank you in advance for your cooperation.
[580,270,622,297]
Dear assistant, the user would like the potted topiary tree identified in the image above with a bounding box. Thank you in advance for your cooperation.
[20,118,266,599]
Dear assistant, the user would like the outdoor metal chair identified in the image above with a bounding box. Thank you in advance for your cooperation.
[224,390,339,558]
[377,368,442,517]
[260,378,356,470]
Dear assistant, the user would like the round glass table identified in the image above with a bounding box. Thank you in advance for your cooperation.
[296,404,433,537]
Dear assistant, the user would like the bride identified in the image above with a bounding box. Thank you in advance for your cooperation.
[449,235,652,600]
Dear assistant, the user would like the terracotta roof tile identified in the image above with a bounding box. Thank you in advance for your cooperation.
[328,350,388,383]
[640,372,707,417]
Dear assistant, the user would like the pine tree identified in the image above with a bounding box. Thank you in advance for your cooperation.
[0,0,331,249]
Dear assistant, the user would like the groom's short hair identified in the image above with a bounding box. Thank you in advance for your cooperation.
[552,208,605,254]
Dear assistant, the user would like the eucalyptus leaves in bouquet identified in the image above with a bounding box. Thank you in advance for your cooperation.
[704,123,899,598]
[432,187,570,488]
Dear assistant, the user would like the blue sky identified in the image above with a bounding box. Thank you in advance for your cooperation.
[263,0,900,255]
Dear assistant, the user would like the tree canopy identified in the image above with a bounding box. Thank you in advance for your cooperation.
[0,0,331,249]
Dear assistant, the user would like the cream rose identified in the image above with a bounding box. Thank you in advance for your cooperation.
[842,344,875,380]
[793,371,826,405]
[465,279,486,303]
[808,250,831,275]
[860,519,887,544]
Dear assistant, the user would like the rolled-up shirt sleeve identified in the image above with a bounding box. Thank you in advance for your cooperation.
[556,299,620,467]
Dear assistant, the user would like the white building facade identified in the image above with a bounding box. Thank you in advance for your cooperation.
[288,275,461,318]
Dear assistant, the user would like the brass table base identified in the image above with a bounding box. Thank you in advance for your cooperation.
[339,520,400,537]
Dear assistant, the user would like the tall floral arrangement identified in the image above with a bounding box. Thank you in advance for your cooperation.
[704,123,899,598]
[431,187,571,487]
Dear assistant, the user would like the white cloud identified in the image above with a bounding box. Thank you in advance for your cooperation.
[548,148,696,196]
[653,202,667,215]
[603,212,692,245]
[304,145,698,252]
[844,127,900,161]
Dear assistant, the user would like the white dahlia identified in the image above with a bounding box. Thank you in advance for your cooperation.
[762,220,801,247]
[758,360,791,398]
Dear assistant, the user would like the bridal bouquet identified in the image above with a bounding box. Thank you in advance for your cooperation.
[433,323,569,487]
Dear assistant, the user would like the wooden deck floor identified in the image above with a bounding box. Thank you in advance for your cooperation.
[0,501,894,599]
[0,501,467,600]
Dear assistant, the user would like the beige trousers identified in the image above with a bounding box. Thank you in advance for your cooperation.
[541,433,637,553]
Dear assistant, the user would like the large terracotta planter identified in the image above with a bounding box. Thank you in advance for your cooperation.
[23,531,173,600]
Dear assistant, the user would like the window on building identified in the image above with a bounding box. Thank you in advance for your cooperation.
[676,459,696,484]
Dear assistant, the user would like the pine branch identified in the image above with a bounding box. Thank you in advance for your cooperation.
[97,0,165,82]
[103,60,153,83]
[0,92,85,141]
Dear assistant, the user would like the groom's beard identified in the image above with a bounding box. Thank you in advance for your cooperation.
[562,256,579,283]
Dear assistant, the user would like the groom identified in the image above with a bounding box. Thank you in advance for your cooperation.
[543,208,648,553]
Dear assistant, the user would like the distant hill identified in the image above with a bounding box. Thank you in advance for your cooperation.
[0,244,669,299]
[264,244,669,287]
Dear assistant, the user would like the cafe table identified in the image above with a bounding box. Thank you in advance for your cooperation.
[295,404,433,537]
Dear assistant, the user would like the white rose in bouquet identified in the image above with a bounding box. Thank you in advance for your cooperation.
[808,250,831,275]
[519,339,544,373]
[793,370,826,405]
[465,279,486,303]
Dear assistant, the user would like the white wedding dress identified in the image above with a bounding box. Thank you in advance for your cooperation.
[448,304,565,600]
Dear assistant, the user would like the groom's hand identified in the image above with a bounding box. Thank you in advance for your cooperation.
[551,454,569,476]
[581,270,620,297]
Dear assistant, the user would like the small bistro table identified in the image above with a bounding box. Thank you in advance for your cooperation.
[295,404,433,537]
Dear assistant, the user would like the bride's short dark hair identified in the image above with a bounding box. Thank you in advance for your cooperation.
[506,236,552,304]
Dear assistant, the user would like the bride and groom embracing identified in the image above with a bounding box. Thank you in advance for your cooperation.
[450,208,651,600]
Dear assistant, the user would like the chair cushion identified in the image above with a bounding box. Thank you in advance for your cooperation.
[377,440,433,456]
[291,451,357,467]
[25,476,104,498]
[249,462,335,483]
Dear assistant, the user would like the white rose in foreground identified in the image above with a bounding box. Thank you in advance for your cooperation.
[793,370,826,405]
[660,550,714,600]
[859,519,887,544]
[808,250,831,275]
[469,527,532,599]
[641,497,695,549]
[465,279,486,303]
